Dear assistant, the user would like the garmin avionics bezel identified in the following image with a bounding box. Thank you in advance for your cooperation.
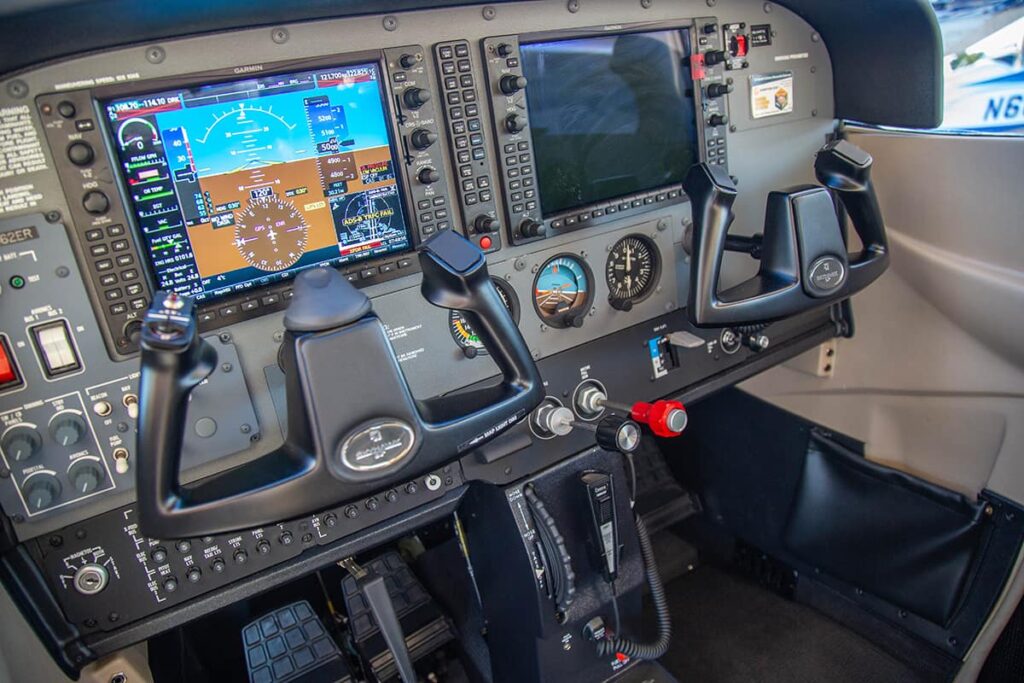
[93,50,436,331]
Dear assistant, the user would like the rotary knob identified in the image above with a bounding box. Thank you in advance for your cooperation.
[505,113,527,134]
[68,459,105,494]
[49,411,87,447]
[417,167,440,185]
[403,87,431,110]
[706,83,734,98]
[67,141,94,167]
[500,74,528,95]
[2,424,42,462]
[704,50,726,66]
[399,53,419,69]
[24,473,61,511]
[474,215,499,234]
[707,113,729,127]
[496,43,514,57]
[411,128,438,150]
[519,219,546,238]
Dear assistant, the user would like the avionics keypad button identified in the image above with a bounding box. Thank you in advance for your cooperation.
[220,305,239,317]
[107,224,125,236]
[85,228,103,241]
[471,148,485,160]
[130,298,147,311]
[380,262,395,274]
[100,274,117,286]
[455,44,469,58]
[432,197,445,206]
[457,59,471,72]
[241,300,259,311]
[462,179,476,192]
[444,76,458,89]
[462,90,476,103]
[439,46,454,60]
[126,283,143,296]
[116,254,134,266]
[95,259,113,271]
[120,269,139,281]
[360,268,378,279]
[517,141,530,151]
[479,190,492,202]
[442,62,456,75]
[262,294,280,306]
[398,258,413,269]
[199,311,217,323]
[417,199,431,210]
[112,239,129,251]
[460,74,474,87]
[90,244,109,256]
[467,118,481,131]
[109,303,127,315]
[446,92,461,105]
[465,193,479,205]
[452,121,467,135]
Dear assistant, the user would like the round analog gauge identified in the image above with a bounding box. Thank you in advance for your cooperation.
[606,235,660,310]
[234,196,308,272]
[533,255,593,329]
[450,278,520,356]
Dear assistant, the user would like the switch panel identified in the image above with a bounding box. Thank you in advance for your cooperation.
[0,335,23,391]
[31,320,81,378]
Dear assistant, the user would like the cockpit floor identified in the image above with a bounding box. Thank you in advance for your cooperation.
[660,565,933,683]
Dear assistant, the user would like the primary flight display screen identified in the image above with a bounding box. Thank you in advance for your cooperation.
[520,30,699,216]
[104,62,411,302]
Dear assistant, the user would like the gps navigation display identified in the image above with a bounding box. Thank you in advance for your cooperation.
[104,62,411,302]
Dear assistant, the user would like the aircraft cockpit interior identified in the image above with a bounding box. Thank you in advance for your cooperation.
[1,1,1022,681]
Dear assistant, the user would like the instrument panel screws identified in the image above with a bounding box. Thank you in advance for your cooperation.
[810,66,817,74]
[49,535,63,547]
[240,423,252,434]
[108,612,120,623]
[763,2,773,12]
[811,32,820,43]
[45,210,61,223]
[514,257,527,271]
[84,618,97,629]
[221,362,233,373]
[641,0,653,8]
[56,266,70,278]
[6,80,28,99]
[271,27,289,44]
[657,218,669,231]
[12,514,24,524]
[948,636,959,647]
[567,0,580,14]
[729,124,737,132]
[898,610,908,618]
[272,330,284,343]
[382,15,399,31]
[145,46,166,64]
[706,0,717,7]
[812,109,818,117]
[0,466,8,479]
[482,6,496,20]
[76,529,87,540]
[218,332,232,343]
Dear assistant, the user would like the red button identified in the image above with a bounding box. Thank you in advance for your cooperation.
[479,236,493,250]
[0,340,17,386]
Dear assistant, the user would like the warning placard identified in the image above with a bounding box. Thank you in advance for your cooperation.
[0,105,47,179]
[750,72,794,119]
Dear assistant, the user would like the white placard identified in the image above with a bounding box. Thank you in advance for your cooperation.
[750,72,794,119]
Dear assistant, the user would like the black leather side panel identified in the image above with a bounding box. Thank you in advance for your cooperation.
[783,434,986,625]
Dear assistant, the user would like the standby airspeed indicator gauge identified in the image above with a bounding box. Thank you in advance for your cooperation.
[449,278,520,357]
[606,235,660,311]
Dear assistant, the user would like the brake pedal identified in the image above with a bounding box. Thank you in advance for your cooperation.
[242,600,353,683]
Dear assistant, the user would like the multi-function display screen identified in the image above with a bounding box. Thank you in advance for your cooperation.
[104,63,411,302]
[520,30,699,216]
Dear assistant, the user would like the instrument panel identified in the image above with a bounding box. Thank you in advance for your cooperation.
[0,0,839,669]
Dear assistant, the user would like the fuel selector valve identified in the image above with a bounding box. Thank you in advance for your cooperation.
[576,385,687,439]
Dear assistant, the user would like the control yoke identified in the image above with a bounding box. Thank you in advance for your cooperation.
[683,139,889,326]
[135,230,543,539]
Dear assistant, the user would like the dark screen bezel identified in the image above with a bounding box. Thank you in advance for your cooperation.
[518,22,698,218]
[93,52,415,305]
